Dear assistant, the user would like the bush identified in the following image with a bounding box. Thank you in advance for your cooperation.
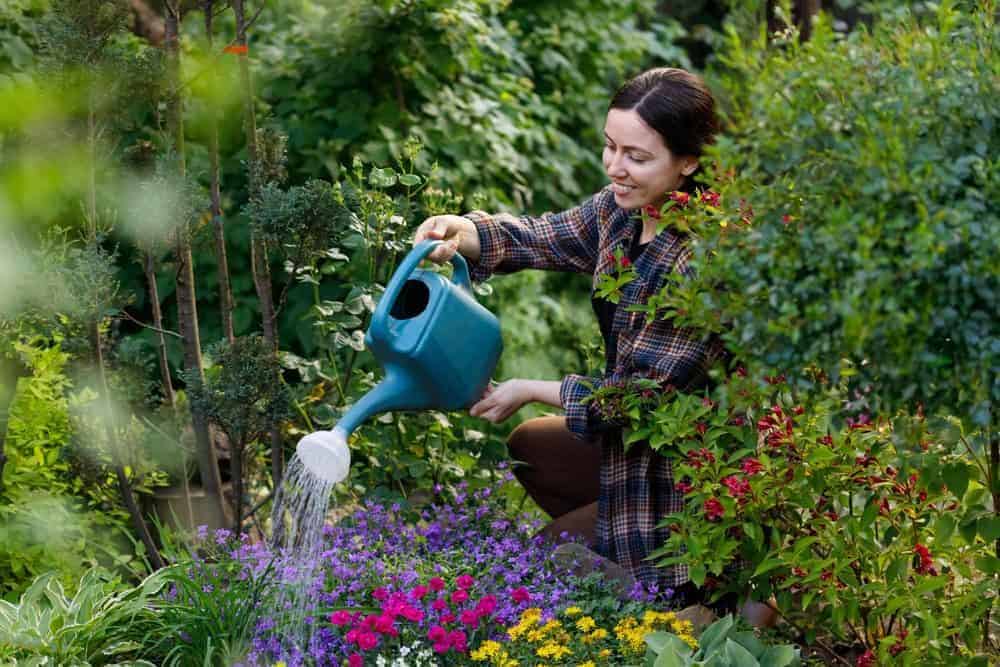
[691,3,999,424]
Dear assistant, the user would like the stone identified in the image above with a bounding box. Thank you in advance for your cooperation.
[551,542,637,600]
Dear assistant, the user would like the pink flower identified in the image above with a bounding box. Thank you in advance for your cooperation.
[330,610,353,626]
[371,587,388,601]
[451,589,469,604]
[400,605,424,622]
[428,577,445,591]
[427,625,447,642]
[475,595,497,614]
[410,584,429,600]
[455,574,474,590]
[440,612,456,624]
[448,629,468,653]
[348,654,364,667]
[433,641,450,654]
[740,458,764,476]
[703,497,725,521]
[856,650,875,667]
[511,587,530,604]
[356,631,378,651]
[914,543,937,575]
[675,480,694,494]
[460,609,480,627]
[373,615,397,636]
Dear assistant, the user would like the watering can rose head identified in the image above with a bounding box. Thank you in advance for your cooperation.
[296,428,351,483]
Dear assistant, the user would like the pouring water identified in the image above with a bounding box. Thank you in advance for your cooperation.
[294,427,351,484]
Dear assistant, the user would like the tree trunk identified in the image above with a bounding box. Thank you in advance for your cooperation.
[165,3,228,525]
[205,2,236,345]
[143,250,175,406]
[92,321,166,570]
[232,436,244,535]
[0,356,30,495]
[767,0,821,41]
[233,0,284,487]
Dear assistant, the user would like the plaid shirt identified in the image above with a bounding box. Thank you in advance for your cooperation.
[465,186,726,590]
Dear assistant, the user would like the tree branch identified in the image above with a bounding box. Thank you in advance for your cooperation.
[120,309,183,339]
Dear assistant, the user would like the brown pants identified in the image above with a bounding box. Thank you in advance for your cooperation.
[507,416,602,547]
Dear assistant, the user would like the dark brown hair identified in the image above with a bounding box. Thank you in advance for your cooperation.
[610,67,719,163]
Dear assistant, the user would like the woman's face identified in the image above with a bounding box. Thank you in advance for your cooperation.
[602,108,698,210]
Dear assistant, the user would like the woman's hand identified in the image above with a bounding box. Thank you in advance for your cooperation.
[413,214,481,264]
[470,379,562,423]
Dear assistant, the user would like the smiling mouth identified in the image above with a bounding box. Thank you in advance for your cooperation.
[611,183,636,194]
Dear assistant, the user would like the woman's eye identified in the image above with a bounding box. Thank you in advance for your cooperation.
[630,155,647,163]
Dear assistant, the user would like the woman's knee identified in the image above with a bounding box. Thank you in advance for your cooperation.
[506,416,561,465]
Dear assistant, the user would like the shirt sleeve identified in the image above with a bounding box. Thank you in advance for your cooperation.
[462,192,605,283]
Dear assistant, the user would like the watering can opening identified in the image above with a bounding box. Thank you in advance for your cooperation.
[389,279,430,320]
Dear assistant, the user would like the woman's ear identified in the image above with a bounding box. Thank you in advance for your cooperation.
[681,157,699,177]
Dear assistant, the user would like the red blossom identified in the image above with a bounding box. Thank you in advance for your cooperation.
[856,650,875,667]
[847,413,872,430]
[511,587,530,604]
[703,497,725,521]
[890,629,909,656]
[696,421,708,435]
[348,654,364,667]
[793,405,805,415]
[700,190,721,207]
[820,434,834,446]
[740,458,764,476]
[730,415,746,427]
[621,256,632,268]
[722,475,751,498]
[429,577,445,591]
[675,480,694,494]
[670,191,690,207]
[782,214,793,225]
[914,543,937,575]
[764,374,787,385]
[455,574,474,590]
[792,567,808,577]
[736,366,748,377]
[642,204,662,219]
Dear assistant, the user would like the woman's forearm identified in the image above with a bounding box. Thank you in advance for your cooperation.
[523,379,562,409]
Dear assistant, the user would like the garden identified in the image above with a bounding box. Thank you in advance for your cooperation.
[0,0,997,665]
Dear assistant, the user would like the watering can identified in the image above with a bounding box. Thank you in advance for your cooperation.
[296,240,504,483]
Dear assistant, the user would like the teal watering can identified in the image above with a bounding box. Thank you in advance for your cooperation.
[296,240,504,482]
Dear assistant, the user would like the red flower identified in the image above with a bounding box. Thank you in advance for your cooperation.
[703,497,725,521]
[847,413,872,430]
[914,543,937,575]
[764,374,786,385]
[699,190,721,207]
[348,654,364,667]
[475,595,497,614]
[410,584,429,600]
[675,480,694,494]
[223,44,248,55]
[740,458,764,476]
[781,214,792,225]
[856,650,875,667]
[372,587,389,601]
[431,598,448,611]
[330,610,353,626]
[459,609,479,627]
[356,631,378,651]
[642,204,661,219]
[890,628,909,656]
[429,577,445,591]
[455,574,474,590]
[695,421,708,435]
[451,589,469,604]
[511,587,530,604]
[730,415,746,427]
[427,625,447,642]
[820,434,834,446]
[669,191,690,207]
[722,475,751,498]
[621,256,632,268]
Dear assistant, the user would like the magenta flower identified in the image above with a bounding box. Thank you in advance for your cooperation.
[455,574,474,590]
[451,589,469,604]
[428,577,445,591]
[330,610,352,626]
[410,584,429,600]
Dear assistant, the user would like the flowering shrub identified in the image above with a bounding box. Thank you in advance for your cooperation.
[591,366,996,664]
[470,605,696,666]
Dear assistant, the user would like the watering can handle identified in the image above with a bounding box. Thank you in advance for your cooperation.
[372,240,473,330]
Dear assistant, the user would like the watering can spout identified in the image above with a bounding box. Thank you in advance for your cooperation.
[334,365,426,436]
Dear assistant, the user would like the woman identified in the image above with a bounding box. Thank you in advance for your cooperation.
[413,67,770,621]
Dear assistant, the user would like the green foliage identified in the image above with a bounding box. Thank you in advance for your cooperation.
[255,0,686,211]
[134,560,276,666]
[0,568,160,666]
[0,0,46,75]
[187,334,292,447]
[687,3,999,423]
[644,615,801,667]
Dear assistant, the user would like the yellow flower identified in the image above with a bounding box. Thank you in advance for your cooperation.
[563,606,583,617]
[471,640,502,661]
[578,662,597,667]
[588,628,609,641]
[599,649,612,659]
[274,663,287,667]
[536,642,573,660]
[575,616,597,632]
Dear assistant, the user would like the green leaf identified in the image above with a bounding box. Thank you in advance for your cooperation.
[654,648,688,667]
[759,645,800,667]
[697,615,734,654]
[942,462,969,498]
[398,173,421,187]
[731,631,765,658]
[977,516,1000,541]
[974,555,1000,575]
[935,515,956,543]
[725,638,760,667]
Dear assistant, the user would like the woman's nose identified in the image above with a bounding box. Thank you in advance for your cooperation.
[606,151,627,178]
